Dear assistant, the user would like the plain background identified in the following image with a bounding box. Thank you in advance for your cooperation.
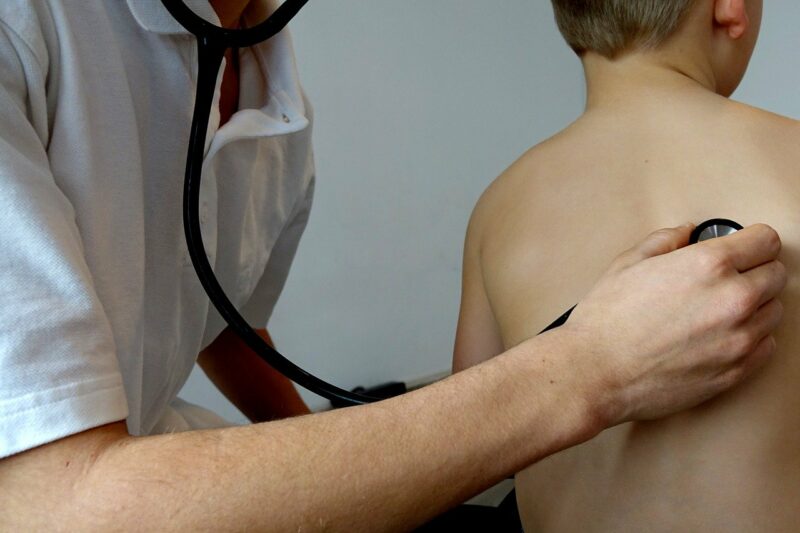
[181,0,800,420]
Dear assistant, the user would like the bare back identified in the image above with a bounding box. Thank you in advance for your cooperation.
[463,94,800,532]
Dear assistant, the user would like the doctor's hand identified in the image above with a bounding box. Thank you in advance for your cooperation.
[559,223,787,426]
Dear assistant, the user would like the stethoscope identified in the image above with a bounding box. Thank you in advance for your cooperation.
[162,0,382,406]
[161,0,744,408]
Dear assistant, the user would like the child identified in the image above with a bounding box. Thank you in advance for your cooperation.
[453,0,799,530]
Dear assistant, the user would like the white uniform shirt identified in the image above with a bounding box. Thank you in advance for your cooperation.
[0,0,315,458]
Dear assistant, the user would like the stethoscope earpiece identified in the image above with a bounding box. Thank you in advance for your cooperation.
[689,219,743,244]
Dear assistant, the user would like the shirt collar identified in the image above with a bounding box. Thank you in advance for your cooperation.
[126,0,308,128]
[126,0,220,35]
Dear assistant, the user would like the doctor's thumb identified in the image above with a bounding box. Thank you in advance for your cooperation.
[614,223,696,270]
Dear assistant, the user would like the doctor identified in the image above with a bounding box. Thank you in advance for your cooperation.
[0,1,787,530]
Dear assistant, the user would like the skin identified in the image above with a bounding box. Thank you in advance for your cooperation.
[216,0,246,124]
[198,328,311,422]
[0,224,787,531]
[454,0,800,531]
[211,0,253,28]
[0,0,788,530]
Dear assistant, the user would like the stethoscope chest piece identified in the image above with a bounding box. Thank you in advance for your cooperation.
[690,219,744,244]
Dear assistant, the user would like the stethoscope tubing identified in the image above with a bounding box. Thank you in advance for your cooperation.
[165,0,582,407]
[167,0,739,409]
[166,0,387,406]
[161,0,309,48]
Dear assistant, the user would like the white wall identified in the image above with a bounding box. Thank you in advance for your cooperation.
[181,0,800,420]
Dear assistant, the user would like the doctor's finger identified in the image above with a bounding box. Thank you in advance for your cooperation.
[723,335,777,391]
[738,260,788,311]
[614,224,695,269]
[728,299,783,368]
[705,224,782,273]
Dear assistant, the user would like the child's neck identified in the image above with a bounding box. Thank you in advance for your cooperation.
[581,50,718,113]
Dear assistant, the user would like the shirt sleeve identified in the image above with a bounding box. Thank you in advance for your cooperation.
[239,176,315,329]
[0,21,128,458]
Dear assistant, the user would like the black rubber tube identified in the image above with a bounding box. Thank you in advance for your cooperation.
[161,0,310,48]
[169,0,576,407]
[182,38,382,406]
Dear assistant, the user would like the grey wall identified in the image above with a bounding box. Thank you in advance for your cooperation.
[181,1,800,420]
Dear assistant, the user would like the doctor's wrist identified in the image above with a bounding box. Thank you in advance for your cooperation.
[536,324,626,434]
[511,327,613,448]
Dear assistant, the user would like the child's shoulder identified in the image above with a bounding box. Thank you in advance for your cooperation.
[726,101,800,175]
[471,123,592,224]
[731,100,798,124]
[728,100,800,142]
[466,123,592,250]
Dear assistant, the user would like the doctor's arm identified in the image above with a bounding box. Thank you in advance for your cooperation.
[1,223,787,531]
[198,327,311,422]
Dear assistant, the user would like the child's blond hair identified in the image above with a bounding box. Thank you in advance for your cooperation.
[552,0,697,58]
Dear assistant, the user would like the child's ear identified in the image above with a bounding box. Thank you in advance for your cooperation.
[714,0,750,39]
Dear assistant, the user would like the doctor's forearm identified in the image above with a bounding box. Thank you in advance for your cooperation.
[4,329,602,531]
[100,332,598,531]
[198,327,311,422]
[3,226,785,531]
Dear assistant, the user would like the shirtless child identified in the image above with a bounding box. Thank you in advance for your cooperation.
[453,0,799,531]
